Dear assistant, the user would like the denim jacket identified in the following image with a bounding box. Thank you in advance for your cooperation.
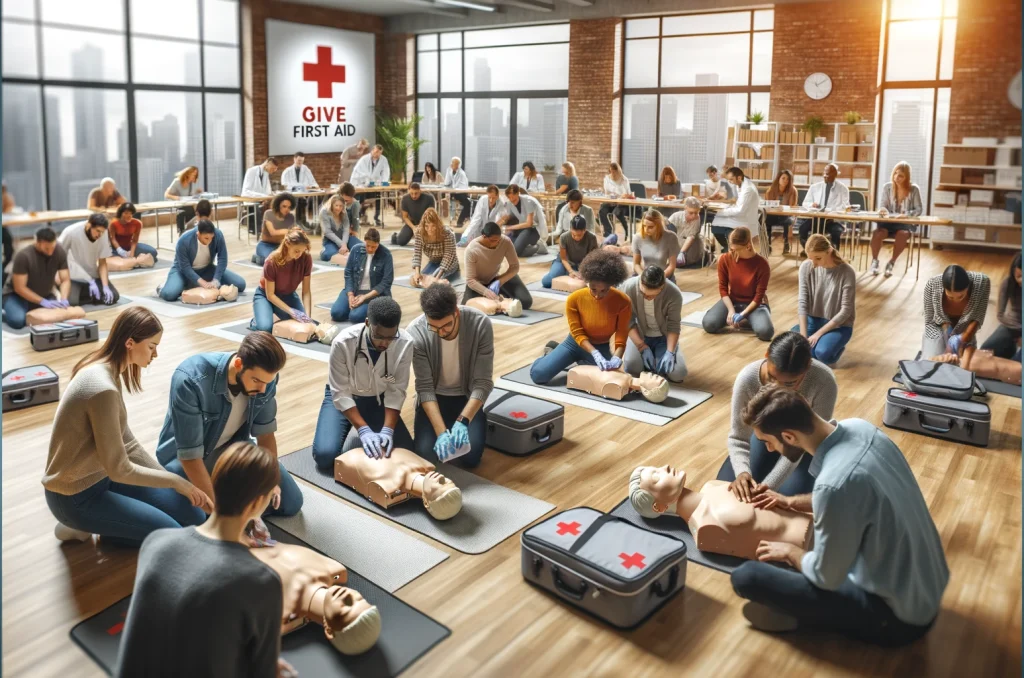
[344,242,394,296]
[172,226,228,286]
[155,352,278,465]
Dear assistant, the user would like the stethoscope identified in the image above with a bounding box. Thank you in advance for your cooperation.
[354,326,395,393]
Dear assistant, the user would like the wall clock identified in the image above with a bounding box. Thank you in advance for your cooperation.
[1009,70,1021,110]
[804,73,833,101]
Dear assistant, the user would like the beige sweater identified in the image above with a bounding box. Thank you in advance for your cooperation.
[42,362,187,496]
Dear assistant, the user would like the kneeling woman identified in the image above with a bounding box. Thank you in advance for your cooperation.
[542,214,598,288]
[411,207,460,286]
[42,307,209,545]
[793,234,856,365]
[530,249,632,384]
[331,228,394,324]
[252,228,314,332]
[922,264,990,358]
[702,226,773,341]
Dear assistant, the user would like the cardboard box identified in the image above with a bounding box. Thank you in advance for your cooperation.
[969,189,995,205]
[965,206,990,223]
[836,146,856,162]
[940,167,963,185]
[852,179,870,189]
[840,132,850,145]
[997,229,1022,245]
[945,147,993,166]
[839,124,858,138]
[933,189,957,205]
[852,166,870,179]
[856,146,873,162]
[929,225,956,242]
[996,168,1023,187]
[989,208,1015,225]
[795,146,809,160]
[964,226,988,241]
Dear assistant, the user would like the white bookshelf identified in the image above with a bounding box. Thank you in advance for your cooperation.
[730,121,780,186]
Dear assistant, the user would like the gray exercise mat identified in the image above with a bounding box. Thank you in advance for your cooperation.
[130,292,250,319]
[486,308,562,326]
[526,280,571,299]
[106,257,172,278]
[893,353,1022,398]
[681,309,706,328]
[392,275,466,292]
[217,321,333,354]
[266,483,448,592]
[609,498,745,574]
[282,447,555,555]
[69,525,449,678]
[80,296,133,313]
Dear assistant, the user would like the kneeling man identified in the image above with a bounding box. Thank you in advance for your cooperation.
[160,218,247,301]
[2,227,72,328]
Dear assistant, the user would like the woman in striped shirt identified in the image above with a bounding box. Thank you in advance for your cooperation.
[411,207,460,287]
[922,264,990,358]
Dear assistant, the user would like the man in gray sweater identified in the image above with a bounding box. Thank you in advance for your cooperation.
[620,266,688,382]
[408,283,494,468]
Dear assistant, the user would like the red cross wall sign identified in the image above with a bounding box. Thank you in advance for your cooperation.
[303,46,346,99]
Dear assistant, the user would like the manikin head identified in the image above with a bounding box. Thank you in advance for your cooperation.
[231,331,287,396]
[421,283,460,341]
[322,588,381,656]
[479,221,502,249]
[421,471,463,520]
[629,465,686,518]
[85,213,108,242]
[725,166,744,187]
[218,284,239,302]
[366,297,401,352]
[637,372,670,403]
[293,151,305,168]
[196,218,217,247]
[569,214,588,242]
[363,228,380,255]
[33,226,58,257]
[579,249,629,302]
[743,383,818,462]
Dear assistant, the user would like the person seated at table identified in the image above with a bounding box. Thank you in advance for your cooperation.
[656,165,682,216]
[632,209,679,282]
[793,234,856,366]
[981,252,1022,359]
[553,162,579,221]
[543,214,599,288]
[183,198,212,231]
[703,226,773,341]
[459,184,502,246]
[922,264,990,358]
[498,184,547,257]
[253,192,295,266]
[765,169,798,255]
[709,167,760,251]
[530,249,631,385]
[87,177,127,212]
[330,228,393,324]
[251,228,314,333]
[798,163,849,255]
[510,161,544,193]
[2,226,72,329]
[241,157,277,236]
[350,144,390,226]
[870,161,923,277]
[319,193,360,262]
[159,219,247,302]
[621,266,687,382]
[668,197,707,269]
[108,202,158,263]
[339,182,361,231]
[422,161,441,185]
[552,189,596,239]
[394,182,436,247]
[463,221,533,310]
[281,151,319,231]
[339,139,369,185]
[598,162,632,238]
[2,180,15,214]
[705,165,736,202]
[442,156,472,229]
[58,213,119,306]
[165,166,202,235]
[412,208,460,286]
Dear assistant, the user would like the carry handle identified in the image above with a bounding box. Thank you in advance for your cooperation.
[10,391,31,404]
[918,413,953,434]
[651,565,679,598]
[551,566,588,601]
[60,330,78,341]
[532,423,554,444]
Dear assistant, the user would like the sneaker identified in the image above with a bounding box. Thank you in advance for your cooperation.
[742,602,798,633]
[543,340,559,356]
[869,259,880,276]
[54,523,92,543]
[884,260,895,277]
[391,233,398,245]
[782,242,791,255]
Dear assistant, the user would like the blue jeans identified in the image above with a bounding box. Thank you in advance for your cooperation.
[112,242,158,261]
[44,478,205,547]
[320,234,361,261]
[716,433,815,496]
[542,259,576,288]
[422,260,460,281]
[251,287,304,332]
[530,335,612,385]
[622,334,688,382]
[330,289,372,324]
[731,561,934,647]
[311,386,416,470]
[791,316,853,365]
[253,240,277,265]
[159,265,247,302]
[2,293,44,329]
[703,298,775,342]
[164,446,303,517]
[414,394,488,468]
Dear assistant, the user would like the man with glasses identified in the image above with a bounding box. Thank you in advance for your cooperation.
[407,283,494,468]
[311,297,415,470]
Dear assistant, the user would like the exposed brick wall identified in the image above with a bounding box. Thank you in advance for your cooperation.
[567,18,623,190]
[948,0,1022,142]
[241,0,411,188]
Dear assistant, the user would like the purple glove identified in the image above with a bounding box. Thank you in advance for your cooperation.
[56,299,71,308]
[88,280,100,300]
[488,279,501,295]
[102,286,114,305]
[39,299,60,310]
[291,309,313,324]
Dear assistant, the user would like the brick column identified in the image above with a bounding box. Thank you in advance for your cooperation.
[567,18,622,190]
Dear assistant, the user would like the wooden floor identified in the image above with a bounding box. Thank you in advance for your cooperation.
[2,217,1020,678]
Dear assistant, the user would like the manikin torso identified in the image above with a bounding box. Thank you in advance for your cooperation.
[334,447,434,508]
[566,364,668,402]
[552,276,586,293]
[465,296,521,317]
[105,252,154,271]
[25,305,86,326]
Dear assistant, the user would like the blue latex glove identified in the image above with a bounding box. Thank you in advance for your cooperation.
[590,349,610,371]
[606,355,623,371]
[451,421,470,449]
[457,237,469,248]
[488,279,501,295]
[657,351,676,375]
[39,299,60,310]
[102,285,114,304]
[948,334,964,354]
[358,426,383,459]
[115,246,130,258]
[640,346,656,371]
[291,309,314,324]
[732,313,745,326]
[379,426,394,457]
[434,430,455,462]
[88,280,100,301]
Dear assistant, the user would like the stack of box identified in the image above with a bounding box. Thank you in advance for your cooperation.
[933,190,957,205]
[737,127,775,143]
[852,167,870,189]
[945,147,995,166]
[793,162,810,186]
[989,208,1015,225]
[929,225,956,242]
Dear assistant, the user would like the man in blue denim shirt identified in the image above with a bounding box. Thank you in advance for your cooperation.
[730,384,948,647]
[155,332,303,517]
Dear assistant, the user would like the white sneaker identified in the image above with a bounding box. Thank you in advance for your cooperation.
[54,523,93,543]
[742,601,798,633]
[884,260,895,277]
[869,259,880,276]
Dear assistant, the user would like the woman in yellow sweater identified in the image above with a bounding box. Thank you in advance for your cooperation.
[530,249,632,384]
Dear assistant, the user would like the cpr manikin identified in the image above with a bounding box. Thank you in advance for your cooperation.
[272,319,342,345]
[410,272,453,289]
[25,305,86,326]
[333,447,462,520]
[929,350,1022,386]
[248,542,381,655]
[330,253,348,268]
[566,365,670,402]
[628,466,813,559]
[105,253,155,271]
[551,276,586,293]
[180,284,240,305]
[465,296,523,318]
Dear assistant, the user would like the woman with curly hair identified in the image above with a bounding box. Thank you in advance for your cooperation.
[530,249,632,384]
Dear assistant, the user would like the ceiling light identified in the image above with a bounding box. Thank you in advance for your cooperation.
[437,0,496,10]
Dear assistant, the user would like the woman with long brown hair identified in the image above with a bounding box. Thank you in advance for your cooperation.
[251,227,314,332]
[166,165,202,235]
[411,207,460,286]
[657,166,682,217]
[793,233,856,365]
[632,209,680,281]
[765,169,798,254]
[702,226,774,341]
[42,307,210,545]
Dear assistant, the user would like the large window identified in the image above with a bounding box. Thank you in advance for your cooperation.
[416,25,569,184]
[2,0,242,211]
[622,10,773,183]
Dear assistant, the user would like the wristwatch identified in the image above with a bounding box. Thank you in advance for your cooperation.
[455,415,470,426]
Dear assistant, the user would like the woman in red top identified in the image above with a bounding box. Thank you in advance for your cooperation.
[251,227,314,332]
[702,226,774,341]
[108,203,158,261]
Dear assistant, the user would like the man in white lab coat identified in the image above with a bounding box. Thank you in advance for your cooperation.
[443,156,472,228]
[710,167,761,250]
[280,151,319,231]
[798,163,850,255]
[240,157,278,234]
[351,144,391,226]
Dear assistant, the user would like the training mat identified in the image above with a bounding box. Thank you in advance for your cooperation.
[487,308,561,326]
[496,365,712,426]
[282,447,555,555]
[266,483,448,592]
[521,251,556,264]
[892,353,1022,399]
[79,296,133,313]
[70,526,450,678]
[106,257,172,278]
[197,320,333,362]
[609,498,745,574]
[232,258,332,275]
[392,275,466,292]
[681,309,706,328]
[129,292,250,318]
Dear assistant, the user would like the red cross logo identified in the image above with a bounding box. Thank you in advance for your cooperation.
[34,371,48,377]
[556,521,581,536]
[619,552,646,570]
[303,46,346,98]
[904,392,917,398]
[9,375,23,381]
[510,411,528,419]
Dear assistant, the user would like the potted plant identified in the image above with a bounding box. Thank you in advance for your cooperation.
[746,111,765,124]
[844,111,862,124]
[802,115,826,143]
[541,163,558,189]
[373,109,427,183]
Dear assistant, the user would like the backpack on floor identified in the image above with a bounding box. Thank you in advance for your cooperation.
[898,359,986,401]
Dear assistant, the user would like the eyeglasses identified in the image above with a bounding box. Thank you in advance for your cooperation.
[370,330,398,344]
[427,317,457,336]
